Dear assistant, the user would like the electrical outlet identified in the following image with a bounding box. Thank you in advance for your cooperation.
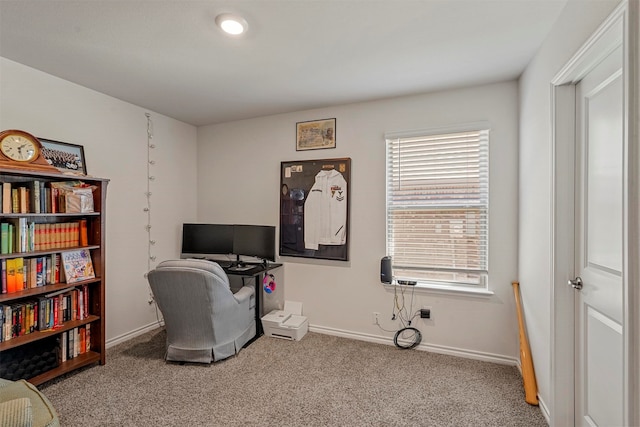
[420,307,431,319]
[372,312,380,324]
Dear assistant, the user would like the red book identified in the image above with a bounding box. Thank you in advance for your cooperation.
[53,297,59,327]
[83,285,89,317]
[79,220,88,246]
[50,187,58,214]
[79,327,86,355]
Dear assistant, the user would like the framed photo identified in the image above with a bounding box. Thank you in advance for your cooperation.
[279,158,350,261]
[296,118,336,151]
[38,138,87,175]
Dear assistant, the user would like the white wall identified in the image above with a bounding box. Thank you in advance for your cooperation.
[0,58,198,343]
[518,0,620,418]
[198,81,520,362]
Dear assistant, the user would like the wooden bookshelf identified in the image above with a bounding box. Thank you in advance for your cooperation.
[0,167,108,384]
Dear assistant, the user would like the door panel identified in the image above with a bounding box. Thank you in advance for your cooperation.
[575,45,623,427]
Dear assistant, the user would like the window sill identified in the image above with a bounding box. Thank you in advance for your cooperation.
[382,282,494,298]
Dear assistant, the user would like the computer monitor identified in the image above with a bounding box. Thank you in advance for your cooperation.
[180,223,234,258]
[233,225,276,262]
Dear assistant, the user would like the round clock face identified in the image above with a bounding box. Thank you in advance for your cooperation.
[0,133,40,162]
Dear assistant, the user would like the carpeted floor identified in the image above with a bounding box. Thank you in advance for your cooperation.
[40,328,548,426]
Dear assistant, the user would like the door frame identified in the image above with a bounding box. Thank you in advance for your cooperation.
[550,1,639,426]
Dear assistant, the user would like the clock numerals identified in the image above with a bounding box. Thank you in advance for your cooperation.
[0,133,40,163]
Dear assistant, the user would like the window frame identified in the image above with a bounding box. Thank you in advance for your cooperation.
[384,122,491,294]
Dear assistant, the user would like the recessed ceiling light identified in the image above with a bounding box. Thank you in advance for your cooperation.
[215,13,248,36]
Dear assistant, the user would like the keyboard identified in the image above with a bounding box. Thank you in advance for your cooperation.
[227,265,254,272]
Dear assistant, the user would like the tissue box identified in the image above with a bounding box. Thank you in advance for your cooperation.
[261,310,308,341]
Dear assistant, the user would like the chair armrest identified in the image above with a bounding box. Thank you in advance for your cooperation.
[233,286,255,309]
[0,398,33,427]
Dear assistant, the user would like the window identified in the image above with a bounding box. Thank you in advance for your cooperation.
[385,126,489,288]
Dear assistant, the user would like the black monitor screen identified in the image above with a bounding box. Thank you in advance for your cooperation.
[181,223,234,257]
[233,225,276,262]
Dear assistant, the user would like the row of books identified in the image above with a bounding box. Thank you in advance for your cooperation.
[1,249,96,295]
[0,180,95,215]
[0,219,88,254]
[0,284,90,342]
[60,325,91,362]
[1,254,62,294]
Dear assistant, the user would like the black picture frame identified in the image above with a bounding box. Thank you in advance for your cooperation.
[279,158,350,261]
[38,138,87,175]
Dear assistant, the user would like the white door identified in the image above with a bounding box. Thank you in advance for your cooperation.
[574,45,624,426]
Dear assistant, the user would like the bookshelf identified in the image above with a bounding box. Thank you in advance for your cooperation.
[0,167,108,386]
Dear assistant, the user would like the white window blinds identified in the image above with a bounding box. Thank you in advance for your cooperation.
[385,128,489,287]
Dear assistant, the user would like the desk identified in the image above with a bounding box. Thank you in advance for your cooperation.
[224,263,283,337]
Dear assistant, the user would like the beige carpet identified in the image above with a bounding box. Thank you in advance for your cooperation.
[40,328,547,426]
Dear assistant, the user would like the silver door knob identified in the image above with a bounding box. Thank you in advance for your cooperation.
[568,277,583,290]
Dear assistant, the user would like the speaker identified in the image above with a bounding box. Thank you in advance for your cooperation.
[380,256,393,284]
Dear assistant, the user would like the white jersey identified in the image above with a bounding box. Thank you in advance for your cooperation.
[304,169,347,250]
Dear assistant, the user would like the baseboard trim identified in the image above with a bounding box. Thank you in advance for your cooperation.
[308,324,519,366]
[107,322,519,366]
[538,395,550,425]
[106,321,163,348]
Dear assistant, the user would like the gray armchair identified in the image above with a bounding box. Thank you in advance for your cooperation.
[147,259,256,363]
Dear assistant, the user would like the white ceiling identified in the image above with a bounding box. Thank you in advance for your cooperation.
[0,0,567,126]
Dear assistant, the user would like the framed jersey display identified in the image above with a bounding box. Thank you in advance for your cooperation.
[280,158,350,261]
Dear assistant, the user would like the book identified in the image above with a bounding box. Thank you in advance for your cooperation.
[0,223,8,254]
[28,222,35,252]
[60,331,67,362]
[32,180,41,214]
[36,257,45,287]
[53,296,59,328]
[7,224,12,254]
[85,323,91,352]
[79,219,88,246]
[78,326,85,355]
[8,218,27,253]
[28,257,37,289]
[6,258,17,293]
[5,306,10,340]
[54,253,61,283]
[50,186,58,214]
[18,186,28,213]
[3,305,11,341]
[2,183,11,214]
[1,259,6,294]
[11,188,18,214]
[14,257,24,291]
[61,249,95,283]
[67,327,74,359]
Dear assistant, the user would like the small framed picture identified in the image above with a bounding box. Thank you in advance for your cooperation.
[38,138,87,175]
[296,118,336,151]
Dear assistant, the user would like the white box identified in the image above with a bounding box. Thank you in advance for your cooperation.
[261,310,308,341]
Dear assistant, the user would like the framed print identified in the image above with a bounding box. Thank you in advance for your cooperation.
[296,118,336,151]
[280,158,350,261]
[38,138,87,175]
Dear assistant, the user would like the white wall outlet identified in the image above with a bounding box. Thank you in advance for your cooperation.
[372,312,380,324]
